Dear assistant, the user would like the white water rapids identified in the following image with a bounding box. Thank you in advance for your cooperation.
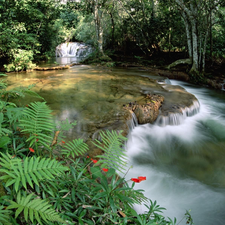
[124,80,225,225]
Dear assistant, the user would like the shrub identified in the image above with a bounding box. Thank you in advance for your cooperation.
[4,49,36,72]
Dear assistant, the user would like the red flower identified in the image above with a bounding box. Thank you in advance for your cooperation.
[26,105,29,107]
[36,139,39,142]
[102,168,108,172]
[138,176,146,181]
[87,156,90,158]
[62,141,65,144]
[131,178,141,183]
[91,159,98,163]
[29,148,35,153]
[131,176,146,183]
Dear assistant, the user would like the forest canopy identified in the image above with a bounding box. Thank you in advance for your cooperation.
[0,0,224,75]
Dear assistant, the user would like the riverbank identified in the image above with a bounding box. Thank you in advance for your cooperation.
[77,49,224,91]
[93,57,225,92]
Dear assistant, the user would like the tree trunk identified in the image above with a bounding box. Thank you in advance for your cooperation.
[202,28,209,73]
[174,0,222,75]
[182,11,192,58]
[190,3,198,73]
[151,0,154,18]
[175,0,200,74]
[199,33,202,70]
[94,1,104,55]
[209,6,213,61]
[109,12,115,48]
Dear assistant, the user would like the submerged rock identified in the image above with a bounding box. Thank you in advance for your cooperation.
[124,94,164,124]
[34,65,70,70]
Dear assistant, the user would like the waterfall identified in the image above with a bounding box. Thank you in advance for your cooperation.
[127,112,139,131]
[155,100,200,126]
[132,113,139,127]
[129,112,139,130]
[56,42,93,58]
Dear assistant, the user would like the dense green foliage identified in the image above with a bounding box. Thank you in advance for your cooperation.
[0,0,82,71]
[0,75,193,224]
[0,0,224,73]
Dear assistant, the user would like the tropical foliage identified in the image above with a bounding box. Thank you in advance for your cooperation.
[0,76,193,224]
[1,0,224,76]
[93,130,128,173]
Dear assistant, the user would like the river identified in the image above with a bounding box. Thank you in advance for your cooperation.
[6,65,225,224]
[125,80,225,224]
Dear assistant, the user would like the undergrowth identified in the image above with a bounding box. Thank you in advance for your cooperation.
[0,73,193,224]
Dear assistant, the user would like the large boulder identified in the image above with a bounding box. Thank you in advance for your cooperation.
[124,94,164,124]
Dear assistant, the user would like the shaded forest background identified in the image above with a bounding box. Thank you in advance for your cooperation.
[0,0,225,78]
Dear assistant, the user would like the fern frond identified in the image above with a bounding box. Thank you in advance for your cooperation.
[0,112,12,137]
[92,130,128,173]
[0,205,11,225]
[0,153,69,192]
[0,153,19,170]
[124,185,148,205]
[56,119,77,131]
[8,192,65,224]
[6,84,44,101]
[6,107,24,127]
[23,89,45,101]
[0,127,11,137]
[20,102,54,148]
[61,139,89,158]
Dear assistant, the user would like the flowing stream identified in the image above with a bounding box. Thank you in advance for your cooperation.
[125,80,225,224]
[6,65,225,224]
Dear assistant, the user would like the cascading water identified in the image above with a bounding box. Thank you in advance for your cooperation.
[155,100,200,126]
[128,112,139,130]
[125,80,225,225]
[55,42,93,64]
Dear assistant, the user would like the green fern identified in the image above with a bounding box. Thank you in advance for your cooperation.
[0,102,12,137]
[6,107,24,128]
[20,102,54,148]
[61,139,89,158]
[0,153,69,192]
[0,205,11,225]
[92,130,128,173]
[8,192,65,224]
[0,100,23,135]
[0,153,19,170]
[0,126,11,137]
[1,84,44,101]
[23,85,45,100]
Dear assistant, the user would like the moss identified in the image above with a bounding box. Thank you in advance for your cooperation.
[167,58,192,69]
[99,55,112,62]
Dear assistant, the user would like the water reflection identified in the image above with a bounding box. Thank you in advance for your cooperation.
[6,66,163,140]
